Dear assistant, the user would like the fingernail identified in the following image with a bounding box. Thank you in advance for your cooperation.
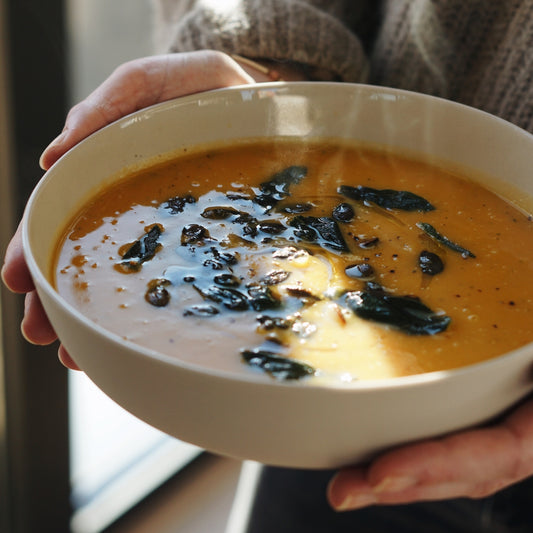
[373,476,417,494]
[39,130,67,169]
[334,492,378,511]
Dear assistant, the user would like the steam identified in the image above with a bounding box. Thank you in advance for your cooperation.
[409,0,452,97]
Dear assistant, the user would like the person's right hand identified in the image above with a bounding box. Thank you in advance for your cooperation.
[41,50,256,169]
[1,50,256,370]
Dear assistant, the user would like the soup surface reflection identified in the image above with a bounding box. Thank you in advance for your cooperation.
[53,140,533,381]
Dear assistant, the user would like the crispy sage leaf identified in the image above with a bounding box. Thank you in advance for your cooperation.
[241,349,315,380]
[119,225,162,271]
[261,270,291,286]
[332,202,355,222]
[289,216,349,252]
[345,287,451,335]
[165,194,196,214]
[181,224,211,245]
[418,250,445,275]
[257,220,287,235]
[339,185,435,212]
[204,246,238,266]
[254,165,307,209]
[417,222,476,258]
[194,285,249,311]
[200,206,244,220]
[145,278,171,307]
[247,283,282,311]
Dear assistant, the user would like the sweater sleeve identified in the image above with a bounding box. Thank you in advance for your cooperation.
[152,0,370,83]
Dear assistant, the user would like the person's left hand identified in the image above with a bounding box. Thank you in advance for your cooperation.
[328,396,533,509]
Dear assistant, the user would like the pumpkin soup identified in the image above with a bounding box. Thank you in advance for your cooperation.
[52,140,533,381]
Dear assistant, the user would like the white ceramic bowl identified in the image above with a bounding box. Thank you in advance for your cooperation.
[23,83,533,468]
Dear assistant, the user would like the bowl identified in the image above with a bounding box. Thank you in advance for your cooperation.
[23,82,533,468]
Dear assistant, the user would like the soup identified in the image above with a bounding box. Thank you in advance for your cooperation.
[53,139,533,381]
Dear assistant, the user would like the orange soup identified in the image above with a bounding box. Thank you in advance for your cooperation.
[53,140,533,381]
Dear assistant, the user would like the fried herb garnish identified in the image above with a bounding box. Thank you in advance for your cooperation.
[418,250,445,275]
[332,202,355,223]
[289,216,349,252]
[145,278,171,307]
[241,349,315,380]
[165,194,196,214]
[200,206,244,220]
[118,224,163,271]
[181,224,211,245]
[254,165,307,209]
[416,222,476,258]
[257,220,287,235]
[165,194,196,215]
[203,247,238,270]
[339,185,435,212]
[261,270,291,286]
[247,283,282,311]
[194,285,249,311]
[134,164,460,381]
[344,285,451,335]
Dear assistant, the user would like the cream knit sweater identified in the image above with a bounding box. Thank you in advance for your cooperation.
[152,0,532,133]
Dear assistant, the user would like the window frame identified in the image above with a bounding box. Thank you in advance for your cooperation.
[1,3,203,532]
[2,1,72,531]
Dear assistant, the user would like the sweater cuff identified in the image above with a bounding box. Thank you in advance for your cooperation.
[155,0,369,83]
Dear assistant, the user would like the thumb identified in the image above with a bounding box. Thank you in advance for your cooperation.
[39,51,254,170]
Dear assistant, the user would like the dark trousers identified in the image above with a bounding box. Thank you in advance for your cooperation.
[244,467,533,533]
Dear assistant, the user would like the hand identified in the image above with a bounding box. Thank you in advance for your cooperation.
[1,50,255,370]
[40,50,255,169]
[328,396,533,509]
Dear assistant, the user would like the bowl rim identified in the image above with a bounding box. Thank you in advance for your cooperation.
[22,81,533,392]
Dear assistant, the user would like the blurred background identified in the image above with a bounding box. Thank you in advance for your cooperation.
[0,1,248,532]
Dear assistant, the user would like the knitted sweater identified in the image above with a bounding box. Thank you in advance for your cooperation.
[152,0,532,133]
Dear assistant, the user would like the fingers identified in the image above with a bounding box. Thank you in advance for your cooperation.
[2,222,57,343]
[58,344,81,371]
[3,223,60,349]
[39,51,254,170]
[3,240,80,370]
[1,221,34,293]
[328,399,533,510]
[21,290,58,345]
[19,291,80,371]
